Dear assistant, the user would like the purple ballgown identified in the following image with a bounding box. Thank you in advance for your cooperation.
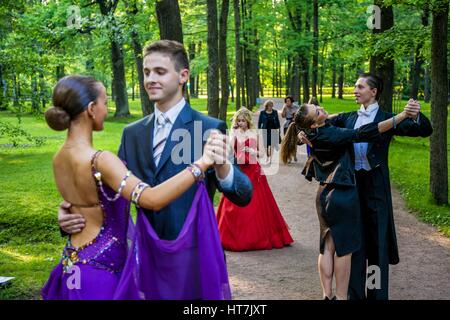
[114,181,231,300]
[42,152,230,300]
[41,159,131,300]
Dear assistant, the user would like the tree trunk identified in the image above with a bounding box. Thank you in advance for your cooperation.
[338,64,344,99]
[301,2,311,103]
[131,29,153,116]
[188,42,197,98]
[233,0,242,111]
[12,74,17,107]
[312,0,318,98]
[332,61,336,98]
[429,0,448,205]
[131,67,135,101]
[56,65,65,81]
[241,1,258,110]
[230,81,234,102]
[423,4,430,104]
[155,0,183,43]
[0,64,5,110]
[370,1,394,112]
[111,39,130,117]
[291,57,300,102]
[207,0,220,118]
[39,71,46,111]
[424,67,431,102]
[31,76,39,111]
[196,74,200,97]
[97,0,130,117]
[218,0,230,121]
[409,48,421,100]
[301,55,310,103]
[409,4,429,100]
[272,58,276,97]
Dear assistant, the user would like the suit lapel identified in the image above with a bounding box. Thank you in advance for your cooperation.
[367,108,385,154]
[155,103,194,176]
[346,111,358,129]
[139,113,157,173]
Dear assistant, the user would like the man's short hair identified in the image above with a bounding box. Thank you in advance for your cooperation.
[143,40,189,71]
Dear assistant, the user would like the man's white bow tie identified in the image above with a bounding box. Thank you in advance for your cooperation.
[357,109,371,117]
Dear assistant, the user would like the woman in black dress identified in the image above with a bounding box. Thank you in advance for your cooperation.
[258,100,281,164]
[280,103,411,300]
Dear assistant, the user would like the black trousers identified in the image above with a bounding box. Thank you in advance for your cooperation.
[348,168,390,300]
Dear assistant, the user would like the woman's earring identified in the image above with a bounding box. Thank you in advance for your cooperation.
[92,114,96,120]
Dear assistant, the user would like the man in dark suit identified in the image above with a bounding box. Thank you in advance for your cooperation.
[58,40,252,240]
[329,73,433,300]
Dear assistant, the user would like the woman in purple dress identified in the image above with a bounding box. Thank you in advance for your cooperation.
[41,75,217,300]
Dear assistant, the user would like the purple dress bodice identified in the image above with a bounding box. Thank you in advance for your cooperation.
[61,183,130,274]
[42,152,131,300]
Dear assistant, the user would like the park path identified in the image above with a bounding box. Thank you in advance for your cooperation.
[223,98,450,300]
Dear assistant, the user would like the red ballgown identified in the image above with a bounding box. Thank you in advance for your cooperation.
[216,137,293,251]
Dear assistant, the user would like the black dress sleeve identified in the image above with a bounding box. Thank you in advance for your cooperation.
[318,122,381,147]
[392,112,433,137]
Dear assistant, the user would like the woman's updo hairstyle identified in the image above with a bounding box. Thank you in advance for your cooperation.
[45,75,100,131]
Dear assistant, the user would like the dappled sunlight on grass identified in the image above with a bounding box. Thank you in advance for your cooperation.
[0,247,42,263]
[0,243,62,300]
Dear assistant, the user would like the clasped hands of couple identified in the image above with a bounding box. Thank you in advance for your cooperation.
[199,130,233,170]
[298,99,422,147]
[58,130,231,235]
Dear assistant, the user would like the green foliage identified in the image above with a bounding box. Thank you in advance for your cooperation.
[0,120,46,147]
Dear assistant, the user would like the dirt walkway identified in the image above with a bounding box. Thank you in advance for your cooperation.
[224,99,450,300]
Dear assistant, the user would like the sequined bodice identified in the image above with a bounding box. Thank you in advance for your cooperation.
[61,152,131,274]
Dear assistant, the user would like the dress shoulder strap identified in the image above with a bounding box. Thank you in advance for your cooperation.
[91,150,103,176]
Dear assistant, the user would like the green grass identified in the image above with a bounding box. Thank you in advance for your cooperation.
[0,96,448,300]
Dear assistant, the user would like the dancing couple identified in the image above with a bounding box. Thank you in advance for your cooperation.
[42,40,253,300]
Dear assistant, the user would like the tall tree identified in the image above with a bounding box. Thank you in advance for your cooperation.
[0,64,5,110]
[331,61,336,98]
[338,64,344,99]
[429,0,448,205]
[241,0,259,109]
[218,0,230,121]
[97,0,130,117]
[312,0,318,98]
[188,42,197,98]
[125,0,154,116]
[285,0,303,102]
[233,0,242,111]
[207,0,220,118]
[409,3,429,100]
[369,1,394,112]
[155,0,183,43]
[301,1,311,103]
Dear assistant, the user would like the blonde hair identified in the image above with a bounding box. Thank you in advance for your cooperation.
[231,107,255,130]
[263,99,274,111]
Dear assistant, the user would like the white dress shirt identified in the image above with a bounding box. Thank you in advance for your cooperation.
[154,98,234,188]
[353,102,379,171]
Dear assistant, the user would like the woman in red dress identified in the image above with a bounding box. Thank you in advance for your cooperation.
[216,107,293,251]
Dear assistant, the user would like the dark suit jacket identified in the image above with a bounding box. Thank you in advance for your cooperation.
[118,103,253,240]
[330,110,433,264]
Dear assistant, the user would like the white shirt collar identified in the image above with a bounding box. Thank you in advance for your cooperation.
[359,102,379,114]
[154,98,186,125]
